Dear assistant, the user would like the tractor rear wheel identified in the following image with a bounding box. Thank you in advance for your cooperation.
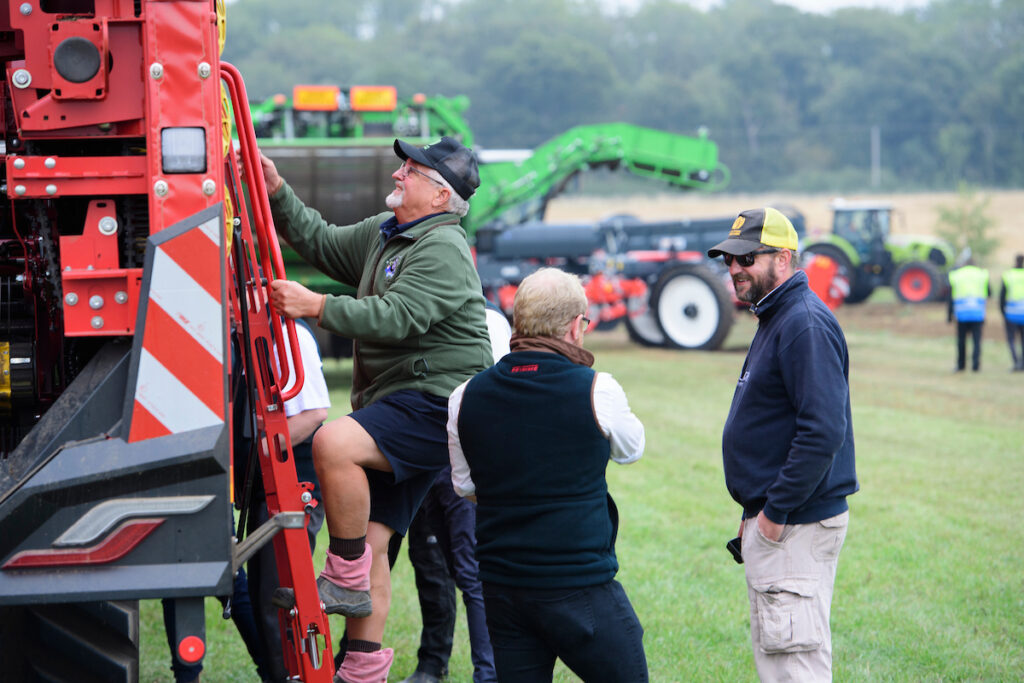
[651,264,733,350]
[845,277,876,304]
[893,260,941,303]
[802,244,875,304]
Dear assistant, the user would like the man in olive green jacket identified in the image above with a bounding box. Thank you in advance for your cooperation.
[261,136,491,682]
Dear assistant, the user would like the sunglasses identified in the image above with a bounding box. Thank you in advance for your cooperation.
[722,249,779,268]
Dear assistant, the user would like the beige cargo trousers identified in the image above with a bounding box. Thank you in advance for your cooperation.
[741,511,849,682]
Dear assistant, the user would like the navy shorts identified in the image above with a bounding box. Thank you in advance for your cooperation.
[349,389,451,536]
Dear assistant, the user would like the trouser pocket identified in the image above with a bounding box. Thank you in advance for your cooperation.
[752,580,823,654]
[743,518,829,656]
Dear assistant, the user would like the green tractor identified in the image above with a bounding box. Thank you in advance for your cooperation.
[802,200,955,304]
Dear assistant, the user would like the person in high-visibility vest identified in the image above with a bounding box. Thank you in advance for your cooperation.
[1000,253,1024,371]
[947,257,991,372]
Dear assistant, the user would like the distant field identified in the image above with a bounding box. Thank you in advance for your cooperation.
[140,292,1024,681]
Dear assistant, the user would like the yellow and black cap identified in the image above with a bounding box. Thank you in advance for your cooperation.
[707,207,799,258]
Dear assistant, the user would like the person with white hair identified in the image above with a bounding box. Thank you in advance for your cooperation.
[447,267,648,682]
[259,135,492,683]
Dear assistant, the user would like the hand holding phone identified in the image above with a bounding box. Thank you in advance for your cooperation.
[726,536,743,564]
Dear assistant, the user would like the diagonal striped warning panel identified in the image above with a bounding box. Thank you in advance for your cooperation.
[126,206,227,442]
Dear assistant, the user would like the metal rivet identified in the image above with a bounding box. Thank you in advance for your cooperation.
[90,316,104,330]
[44,157,56,169]
[202,179,216,196]
[13,158,25,170]
[98,216,118,235]
[45,184,57,195]
[89,295,104,310]
[65,292,79,306]
[19,3,32,15]
[14,185,26,196]
[150,63,164,79]
[197,62,212,79]
[12,69,31,89]
[114,291,128,304]
[154,179,169,197]
[300,491,312,504]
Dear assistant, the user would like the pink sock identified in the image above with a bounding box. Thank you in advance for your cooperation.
[319,543,371,591]
[338,648,393,683]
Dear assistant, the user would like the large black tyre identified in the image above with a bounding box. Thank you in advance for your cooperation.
[0,601,139,683]
[650,264,733,350]
[893,260,942,303]
[845,275,876,304]
[802,243,875,304]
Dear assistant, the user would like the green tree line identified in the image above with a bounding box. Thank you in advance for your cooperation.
[223,0,1024,192]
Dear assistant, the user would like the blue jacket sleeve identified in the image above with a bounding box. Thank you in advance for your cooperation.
[762,322,849,524]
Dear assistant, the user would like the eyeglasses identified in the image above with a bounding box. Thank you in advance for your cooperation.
[400,161,446,188]
[581,316,591,331]
[722,249,779,268]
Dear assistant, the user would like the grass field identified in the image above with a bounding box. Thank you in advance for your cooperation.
[139,293,1024,682]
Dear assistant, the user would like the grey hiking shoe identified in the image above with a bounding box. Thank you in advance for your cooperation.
[316,575,372,618]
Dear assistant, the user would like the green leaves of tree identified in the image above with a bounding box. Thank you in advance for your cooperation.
[223,0,1022,192]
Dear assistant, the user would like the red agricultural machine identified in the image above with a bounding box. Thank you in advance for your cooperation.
[0,1,336,680]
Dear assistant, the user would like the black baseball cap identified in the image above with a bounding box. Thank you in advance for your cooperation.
[707,207,799,258]
[394,136,480,201]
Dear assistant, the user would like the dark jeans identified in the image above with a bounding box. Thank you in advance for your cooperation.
[481,580,648,683]
[248,448,324,682]
[407,470,496,682]
[1006,320,1024,368]
[162,566,268,682]
[407,502,456,678]
[957,320,984,370]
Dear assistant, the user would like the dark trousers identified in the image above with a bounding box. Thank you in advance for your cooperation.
[956,320,984,370]
[407,470,497,683]
[407,503,456,678]
[162,565,268,682]
[481,580,648,683]
[1006,320,1024,369]
[249,448,324,682]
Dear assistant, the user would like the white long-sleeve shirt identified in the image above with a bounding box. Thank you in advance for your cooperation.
[275,322,331,418]
[447,369,645,498]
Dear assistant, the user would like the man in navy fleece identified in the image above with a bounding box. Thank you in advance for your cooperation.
[708,207,858,683]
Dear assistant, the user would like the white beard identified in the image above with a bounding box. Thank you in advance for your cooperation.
[385,187,403,210]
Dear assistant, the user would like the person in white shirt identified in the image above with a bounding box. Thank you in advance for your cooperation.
[446,267,648,683]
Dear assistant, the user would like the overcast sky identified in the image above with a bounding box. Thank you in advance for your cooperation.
[604,0,933,13]
[726,0,931,10]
